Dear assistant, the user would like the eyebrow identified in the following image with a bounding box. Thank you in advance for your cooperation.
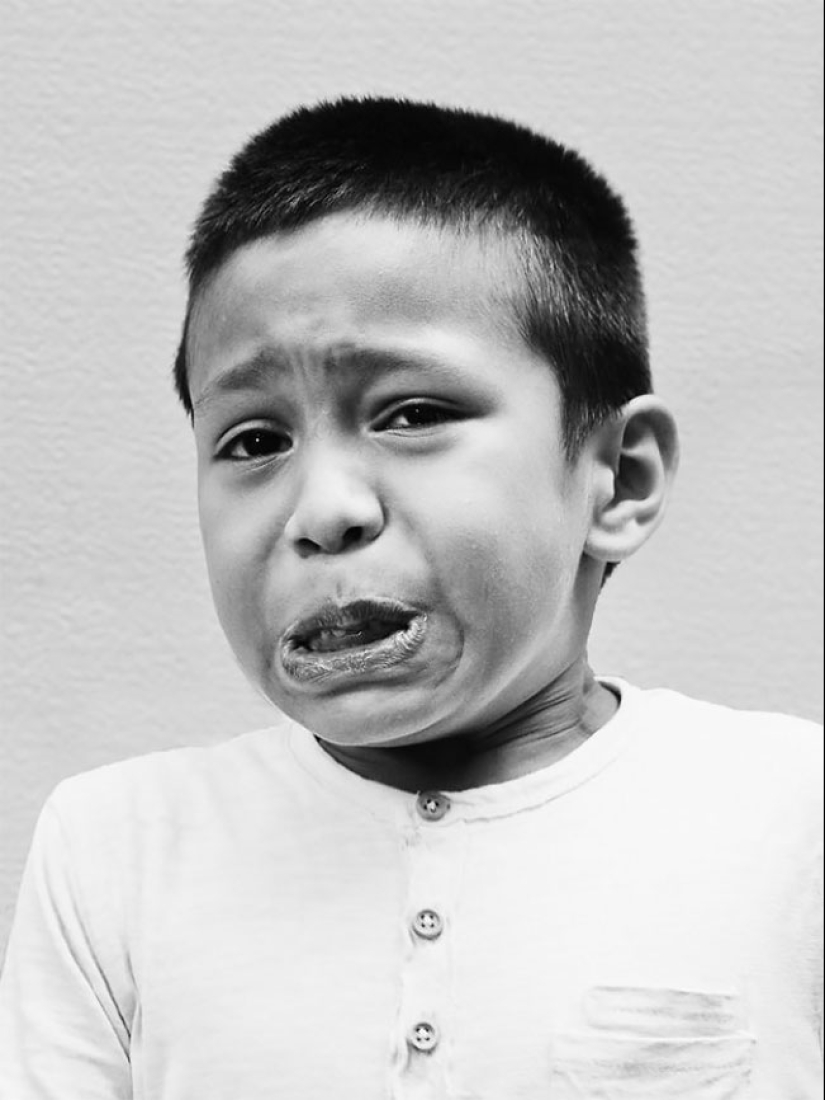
[192,350,285,415]
[192,344,455,415]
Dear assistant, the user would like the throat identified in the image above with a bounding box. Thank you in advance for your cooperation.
[318,666,620,792]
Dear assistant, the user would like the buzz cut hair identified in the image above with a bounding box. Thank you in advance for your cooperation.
[174,95,651,457]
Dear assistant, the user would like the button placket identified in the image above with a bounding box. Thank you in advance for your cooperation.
[391,795,463,1091]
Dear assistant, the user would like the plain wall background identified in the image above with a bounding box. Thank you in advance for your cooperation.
[1,0,822,954]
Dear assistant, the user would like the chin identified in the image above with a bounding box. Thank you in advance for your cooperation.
[265,678,454,748]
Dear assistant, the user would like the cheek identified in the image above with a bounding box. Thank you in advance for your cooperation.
[425,481,573,652]
[198,490,273,643]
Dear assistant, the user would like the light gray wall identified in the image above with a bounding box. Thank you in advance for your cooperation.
[2,0,822,952]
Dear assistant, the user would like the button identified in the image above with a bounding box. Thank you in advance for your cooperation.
[416,791,450,821]
[412,908,443,940]
[408,1020,439,1053]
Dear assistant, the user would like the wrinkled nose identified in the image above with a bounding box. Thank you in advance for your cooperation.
[283,452,385,556]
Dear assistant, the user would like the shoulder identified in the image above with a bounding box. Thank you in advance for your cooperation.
[45,720,301,839]
[613,679,823,814]
[641,683,820,754]
[633,683,822,747]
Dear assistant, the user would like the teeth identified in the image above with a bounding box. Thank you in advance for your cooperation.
[304,619,405,653]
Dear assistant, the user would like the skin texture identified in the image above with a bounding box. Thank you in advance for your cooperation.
[188,212,677,792]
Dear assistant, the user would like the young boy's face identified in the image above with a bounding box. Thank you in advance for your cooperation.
[187,213,601,748]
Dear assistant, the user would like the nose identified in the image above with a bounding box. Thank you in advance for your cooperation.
[283,446,385,556]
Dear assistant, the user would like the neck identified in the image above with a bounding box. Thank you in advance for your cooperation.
[317,658,619,793]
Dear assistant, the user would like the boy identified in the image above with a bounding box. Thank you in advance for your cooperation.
[0,97,821,1098]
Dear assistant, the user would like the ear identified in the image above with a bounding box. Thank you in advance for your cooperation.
[584,395,679,564]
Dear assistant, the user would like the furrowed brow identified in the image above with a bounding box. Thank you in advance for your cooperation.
[192,344,454,416]
[328,346,449,379]
[192,350,287,415]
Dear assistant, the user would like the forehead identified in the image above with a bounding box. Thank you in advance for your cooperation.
[186,213,526,394]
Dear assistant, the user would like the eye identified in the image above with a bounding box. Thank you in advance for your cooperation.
[379,401,459,431]
[218,427,291,461]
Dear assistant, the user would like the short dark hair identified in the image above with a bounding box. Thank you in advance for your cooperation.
[174,96,651,455]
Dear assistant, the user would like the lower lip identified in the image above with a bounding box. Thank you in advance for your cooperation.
[280,615,428,684]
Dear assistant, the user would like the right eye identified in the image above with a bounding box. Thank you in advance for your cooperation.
[218,427,291,461]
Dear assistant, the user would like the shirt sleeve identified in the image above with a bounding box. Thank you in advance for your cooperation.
[0,794,132,1099]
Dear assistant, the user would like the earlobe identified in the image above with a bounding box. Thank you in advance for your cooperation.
[584,395,679,564]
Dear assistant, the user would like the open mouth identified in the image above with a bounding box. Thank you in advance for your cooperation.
[302,618,405,653]
[281,598,427,682]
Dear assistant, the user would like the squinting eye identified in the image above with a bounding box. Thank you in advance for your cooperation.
[220,428,291,460]
[381,402,457,430]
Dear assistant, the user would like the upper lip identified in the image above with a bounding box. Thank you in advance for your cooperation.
[284,598,420,647]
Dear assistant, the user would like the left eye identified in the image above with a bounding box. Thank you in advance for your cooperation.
[379,402,457,430]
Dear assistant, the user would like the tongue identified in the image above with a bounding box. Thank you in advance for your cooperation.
[306,620,401,653]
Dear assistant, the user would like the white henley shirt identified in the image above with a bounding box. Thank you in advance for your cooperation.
[0,678,822,1098]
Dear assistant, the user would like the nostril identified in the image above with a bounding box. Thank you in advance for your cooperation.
[340,525,365,550]
[294,536,322,558]
[293,525,367,558]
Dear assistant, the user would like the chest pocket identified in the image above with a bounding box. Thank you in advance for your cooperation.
[548,986,755,1099]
